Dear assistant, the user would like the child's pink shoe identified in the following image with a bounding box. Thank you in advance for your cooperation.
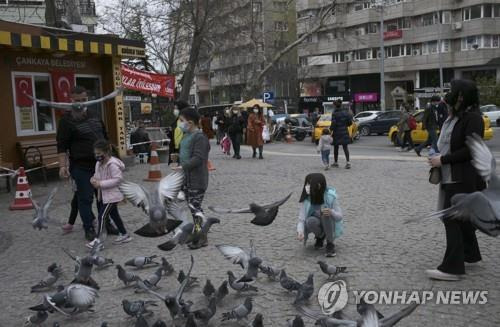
[61,224,73,233]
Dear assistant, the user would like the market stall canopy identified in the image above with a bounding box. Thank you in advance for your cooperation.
[238,99,273,108]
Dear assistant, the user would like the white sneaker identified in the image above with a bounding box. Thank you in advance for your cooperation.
[425,269,461,281]
[113,234,132,244]
[86,238,103,249]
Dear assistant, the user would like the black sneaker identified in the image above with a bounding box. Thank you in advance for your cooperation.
[314,237,324,249]
[252,152,257,158]
[259,154,264,159]
[326,242,336,257]
[85,228,96,241]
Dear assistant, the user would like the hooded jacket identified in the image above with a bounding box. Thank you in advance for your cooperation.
[93,156,125,204]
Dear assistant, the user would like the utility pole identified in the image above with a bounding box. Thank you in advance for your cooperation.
[437,11,444,95]
[378,0,386,111]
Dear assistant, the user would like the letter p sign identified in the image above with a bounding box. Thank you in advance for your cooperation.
[263,92,274,103]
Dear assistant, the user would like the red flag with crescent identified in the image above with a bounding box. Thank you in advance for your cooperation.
[15,76,33,106]
[51,71,75,102]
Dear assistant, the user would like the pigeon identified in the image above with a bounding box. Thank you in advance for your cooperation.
[125,255,160,269]
[358,298,384,320]
[158,222,194,251]
[317,261,347,279]
[192,296,217,324]
[30,284,98,316]
[100,323,108,327]
[209,192,292,226]
[120,172,185,237]
[31,187,58,230]
[252,313,264,327]
[151,320,168,327]
[188,216,220,249]
[280,269,301,292]
[24,310,48,325]
[116,264,140,286]
[215,280,229,303]
[221,297,253,321]
[238,257,263,282]
[294,273,314,305]
[259,264,282,281]
[52,323,60,327]
[178,269,198,289]
[92,255,114,269]
[145,255,195,319]
[420,134,500,237]
[31,263,63,292]
[27,88,123,110]
[288,315,305,327]
[122,299,157,317]
[227,271,258,292]
[161,257,175,275]
[145,267,164,288]
[185,313,198,327]
[203,279,216,298]
[135,315,150,327]
[71,256,99,290]
[216,239,257,269]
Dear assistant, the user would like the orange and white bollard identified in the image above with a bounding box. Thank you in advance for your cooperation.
[144,143,162,182]
[9,167,34,210]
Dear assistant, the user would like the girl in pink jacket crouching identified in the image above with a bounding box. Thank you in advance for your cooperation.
[87,139,132,248]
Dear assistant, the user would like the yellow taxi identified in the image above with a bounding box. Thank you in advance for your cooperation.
[388,110,494,145]
[313,114,359,144]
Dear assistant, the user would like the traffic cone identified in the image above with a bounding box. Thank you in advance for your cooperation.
[144,143,162,182]
[10,167,34,210]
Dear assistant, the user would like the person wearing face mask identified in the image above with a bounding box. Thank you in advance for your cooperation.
[426,79,485,281]
[87,139,131,249]
[296,173,344,257]
[168,101,188,165]
[247,105,265,159]
[226,107,245,159]
[56,86,108,241]
[171,108,210,249]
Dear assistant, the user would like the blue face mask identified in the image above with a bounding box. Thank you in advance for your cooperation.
[95,155,105,162]
[179,122,189,132]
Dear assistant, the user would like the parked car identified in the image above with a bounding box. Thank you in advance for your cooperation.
[388,110,494,145]
[358,110,402,136]
[354,111,381,123]
[480,105,500,126]
[312,113,358,144]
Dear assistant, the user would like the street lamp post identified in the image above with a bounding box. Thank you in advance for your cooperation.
[437,11,444,95]
[378,0,386,111]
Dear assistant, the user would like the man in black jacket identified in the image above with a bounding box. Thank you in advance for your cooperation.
[414,98,439,156]
[57,86,107,241]
[130,122,151,156]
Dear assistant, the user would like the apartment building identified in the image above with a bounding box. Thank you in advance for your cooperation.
[176,0,298,107]
[297,0,500,112]
[0,0,98,32]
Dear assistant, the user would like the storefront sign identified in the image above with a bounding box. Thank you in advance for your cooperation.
[383,30,403,41]
[300,81,322,97]
[117,45,146,58]
[354,93,378,103]
[14,76,33,106]
[113,58,126,157]
[15,56,86,69]
[124,95,142,102]
[19,107,33,130]
[302,97,320,103]
[50,71,75,102]
[141,102,152,114]
[326,96,343,101]
[121,64,175,98]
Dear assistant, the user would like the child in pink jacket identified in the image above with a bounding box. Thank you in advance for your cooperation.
[87,139,131,248]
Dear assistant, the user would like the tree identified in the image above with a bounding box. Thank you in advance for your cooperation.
[476,77,500,106]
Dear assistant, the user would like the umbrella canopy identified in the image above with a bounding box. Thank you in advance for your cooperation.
[238,99,273,108]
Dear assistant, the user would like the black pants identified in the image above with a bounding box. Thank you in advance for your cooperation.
[230,134,241,156]
[96,201,127,238]
[438,186,482,274]
[68,192,79,225]
[333,144,350,163]
[402,130,414,149]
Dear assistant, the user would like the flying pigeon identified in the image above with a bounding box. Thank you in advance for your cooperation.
[191,296,217,325]
[31,263,63,292]
[288,315,305,327]
[280,269,301,292]
[125,255,160,269]
[259,264,282,281]
[24,310,48,326]
[120,172,185,237]
[209,192,293,226]
[122,299,157,318]
[216,239,257,269]
[227,271,258,292]
[31,188,58,230]
[221,297,253,321]
[203,279,216,298]
[71,256,99,290]
[317,261,347,279]
[30,284,98,316]
[161,257,175,275]
[144,255,195,319]
[116,264,140,286]
[157,222,194,251]
[178,269,198,289]
[27,88,123,111]
[252,313,264,327]
[294,273,314,305]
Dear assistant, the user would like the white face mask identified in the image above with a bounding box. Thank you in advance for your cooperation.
[232,110,238,114]
[253,109,259,113]
[173,109,180,116]
[305,184,310,195]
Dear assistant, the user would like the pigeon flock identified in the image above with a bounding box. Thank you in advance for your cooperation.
[32,140,500,325]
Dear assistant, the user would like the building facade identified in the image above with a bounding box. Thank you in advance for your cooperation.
[297,0,500,113]
[0,0,98,32]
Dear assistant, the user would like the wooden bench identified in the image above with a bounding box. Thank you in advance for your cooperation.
[0,144,13,192]
[17,139,59,186]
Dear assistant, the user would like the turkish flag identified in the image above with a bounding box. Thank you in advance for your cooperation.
[15,76,33,106]
[51,71,75,102]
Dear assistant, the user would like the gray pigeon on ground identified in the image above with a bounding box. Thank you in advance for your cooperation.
[151,320,167,327]
[294,273,314,304]
[116,264,140,286]
[216,280,229,303]
[216,239,257,269]
[31,284,98,316]
[158,222,194,251]
[317,261,347,279]
[71,256,99,290]
[31,263,63,292]
[125,255,160,269]
[178,269,198,289]
[185,313,198,327]
[24,310,48,325]
[92,255,114,269]
[192,296,217,324]
[288,315,305,327]
[161,257,175,275]
[31,188,58,230]
[280,269,301,292]
[259,264,282,281]
[136,266,164,293]
[122,299,157,317]
[221,297,253,321]
[227,271,258,292]
[252,313,264,327]
[203,279,216,298]
[120,172,185,237]
[209,192,292,226]
[238,257,263,282]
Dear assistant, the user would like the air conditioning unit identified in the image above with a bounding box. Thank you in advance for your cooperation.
[413,49,421,55]
[345,54,352,61]
[452,22,462,31]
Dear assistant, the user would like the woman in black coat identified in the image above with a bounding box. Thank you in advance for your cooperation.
[427,79,485,281]
[226,107,245,160]
[329,100,353,169]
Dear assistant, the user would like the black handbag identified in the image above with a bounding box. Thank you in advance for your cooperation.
[429,167,441,185]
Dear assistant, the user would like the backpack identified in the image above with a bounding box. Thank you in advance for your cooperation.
[408,115,417,130]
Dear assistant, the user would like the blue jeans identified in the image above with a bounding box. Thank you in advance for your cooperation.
[417,128,438,152]
[70,166,96,231]
[321,150,330,166]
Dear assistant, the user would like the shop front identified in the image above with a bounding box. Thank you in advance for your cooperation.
[0,20,145,166]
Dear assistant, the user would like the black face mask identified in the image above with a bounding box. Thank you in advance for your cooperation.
[95,155,105,162]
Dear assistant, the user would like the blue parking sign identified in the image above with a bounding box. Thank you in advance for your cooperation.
[263,92,274,103]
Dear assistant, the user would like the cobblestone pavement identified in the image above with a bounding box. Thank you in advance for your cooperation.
[0,140,499,327]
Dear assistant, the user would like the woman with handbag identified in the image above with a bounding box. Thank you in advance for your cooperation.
[427,79,485,281]
[329,100,352,169]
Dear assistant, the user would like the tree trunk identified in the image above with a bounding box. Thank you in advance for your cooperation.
[45,0,57,27]
[179,30,204,102]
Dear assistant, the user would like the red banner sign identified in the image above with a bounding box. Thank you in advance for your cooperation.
[15,76,33,106]
[51,71,75,102]
[121,64,175,98]
[383,30,403,41]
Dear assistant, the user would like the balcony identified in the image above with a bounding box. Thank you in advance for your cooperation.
[56,0,96,17]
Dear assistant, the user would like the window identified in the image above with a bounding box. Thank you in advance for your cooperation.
[299,57,308,67]
[422,12,438,26]
[367,23,378,34]
[273,1,287,11]
[463,5,482,21]
[484,4,492,18]
[494,4,500,17]
[355,49,367,60]
[441,39,450,53]
[329,80,346,92]
[354,27,366,36]
[422,41,438,54]
[441,11,452,24]
[354,2,371,11]
[333,52,345,63]
[274,21,288,31]
[461,35,480,50]
[252,1,262,13]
